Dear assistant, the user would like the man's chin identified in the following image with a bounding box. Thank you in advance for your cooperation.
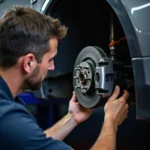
[28,82,43,91]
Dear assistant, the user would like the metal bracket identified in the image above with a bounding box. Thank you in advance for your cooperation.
[95,58,114,97]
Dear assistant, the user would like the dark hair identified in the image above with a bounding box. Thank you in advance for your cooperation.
[0,5,67,69]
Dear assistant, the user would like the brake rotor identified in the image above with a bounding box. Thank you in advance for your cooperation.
[73,46,113,108]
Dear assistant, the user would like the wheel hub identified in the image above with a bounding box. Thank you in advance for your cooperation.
[74,61,94,94]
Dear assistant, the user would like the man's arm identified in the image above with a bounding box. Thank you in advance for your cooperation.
[44,113,77,141]
[91,118,117,150]
[91,86,129,150]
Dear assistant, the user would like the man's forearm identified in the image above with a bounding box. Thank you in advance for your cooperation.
[44,113,78,141]
[91,118,117,150]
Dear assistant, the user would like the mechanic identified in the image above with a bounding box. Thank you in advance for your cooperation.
[0,6,129,150]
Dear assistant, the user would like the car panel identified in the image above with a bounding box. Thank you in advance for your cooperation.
[107,0,150,57]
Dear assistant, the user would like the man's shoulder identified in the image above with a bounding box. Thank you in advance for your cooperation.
[0,98,72,150]
[0,96,35,122]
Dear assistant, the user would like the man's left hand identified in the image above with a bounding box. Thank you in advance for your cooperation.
[68,91,93,125]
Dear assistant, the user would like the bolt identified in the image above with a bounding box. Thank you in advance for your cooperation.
[81,86,87,89]
[75,86,80,88]
[84,66,89,69]
[77,65,82,68]
[75,67,81,70]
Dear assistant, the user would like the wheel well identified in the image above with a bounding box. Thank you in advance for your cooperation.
[46,0,131,76]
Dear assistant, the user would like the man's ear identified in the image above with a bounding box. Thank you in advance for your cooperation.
[22,53,37,74]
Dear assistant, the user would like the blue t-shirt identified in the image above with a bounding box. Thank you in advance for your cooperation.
[0,77,72,150]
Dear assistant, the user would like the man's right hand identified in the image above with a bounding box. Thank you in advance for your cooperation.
[104,86,129,128]
[91,86,129,150]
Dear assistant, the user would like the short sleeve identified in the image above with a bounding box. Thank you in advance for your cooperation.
[0,104,72,150]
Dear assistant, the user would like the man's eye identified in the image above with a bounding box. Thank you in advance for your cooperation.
[49,59,53,62]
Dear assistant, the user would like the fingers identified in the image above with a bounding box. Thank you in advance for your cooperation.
[118,90,129,102]
[118,103,129,125]
[70,91,76,102]
[85,108,94,113]
[72,91,76,97]
[118,115,128,125]
[118,109,128,125]
[108,86,120,102]
[118,100,129,125]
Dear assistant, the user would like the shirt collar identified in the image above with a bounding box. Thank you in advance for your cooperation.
[0,76,25,105]
[0,76,14,101]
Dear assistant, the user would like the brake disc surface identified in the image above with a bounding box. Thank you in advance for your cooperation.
[73,46,108,108]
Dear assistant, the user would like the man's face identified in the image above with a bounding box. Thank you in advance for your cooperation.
[23,37,58,91]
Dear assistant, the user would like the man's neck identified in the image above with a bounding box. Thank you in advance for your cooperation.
[0,69,23,98]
